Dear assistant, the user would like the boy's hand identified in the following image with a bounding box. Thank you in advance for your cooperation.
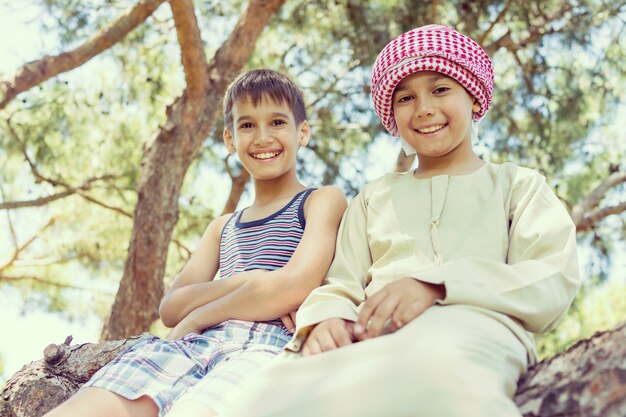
[355,278,445,340]
[280,310,297,333]
[165,318,202,340]
[301,318,356,356]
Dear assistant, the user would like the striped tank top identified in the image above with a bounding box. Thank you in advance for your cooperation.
[219,189,314,280]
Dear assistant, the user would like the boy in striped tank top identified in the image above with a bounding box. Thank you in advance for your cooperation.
[44,69,347,417]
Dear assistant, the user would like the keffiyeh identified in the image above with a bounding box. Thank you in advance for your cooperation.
[371,24,494,138]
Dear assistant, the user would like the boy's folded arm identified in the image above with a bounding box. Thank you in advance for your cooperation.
[415,177,581,334]
[178,187,348,331]
[159,213,245,327]
[160,278,252,327]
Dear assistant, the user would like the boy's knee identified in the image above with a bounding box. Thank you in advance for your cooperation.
[42,399,80,417]
[41,388,159,417]
[390,324,523,416]
[42,407,62,417]
[400,340,466,384]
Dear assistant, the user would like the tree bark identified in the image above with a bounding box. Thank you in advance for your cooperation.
[0,334,149,417]
[101,0,286,340]
[515,322,626,416]
[2,323,625,417]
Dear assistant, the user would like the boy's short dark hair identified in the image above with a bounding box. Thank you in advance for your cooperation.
[223,69,307,130]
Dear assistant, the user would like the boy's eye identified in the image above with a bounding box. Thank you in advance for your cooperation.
[395,95,413,104]
[433,86,450,94]
[239,122,254,129]
[271,119,286,126]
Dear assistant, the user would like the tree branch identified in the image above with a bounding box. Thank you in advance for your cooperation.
[429,0,440,23]
[511,48,534,93]
[169,0,210,104]
[0,273,110,292]
[0,0,167,110]
[5,115,131,214]
[478,3,510,45]
[0,217,56,273]
[207,0,286,93]
[6,117,67,187]
[307,60,362,109]
[171,238,192,259]
[576,201,626,233]
[571,171,626,226]
[221,155,250,215]
[0,191,76,210]
[484,2,573,56]
[1,180,20,246]
[75,192,133,218]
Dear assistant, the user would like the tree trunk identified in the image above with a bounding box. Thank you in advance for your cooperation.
[101,0,286,340]
[0,334,149,417]
[2,323,625,417]
[222,166,251,215]
[515,322,626,416]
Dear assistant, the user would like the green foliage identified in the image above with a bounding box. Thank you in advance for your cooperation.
[536,276,626,359]
[38,0,156,47]
[0,9,167,317]
[486,4,625,176]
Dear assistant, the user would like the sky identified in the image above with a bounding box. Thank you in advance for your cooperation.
[0,4,46,72]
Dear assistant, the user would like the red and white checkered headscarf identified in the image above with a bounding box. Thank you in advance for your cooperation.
[371,25,494,137]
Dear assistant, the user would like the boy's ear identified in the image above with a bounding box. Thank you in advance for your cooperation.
[298,120,311,147]
[472,99,481,114]
[223,128,236,154]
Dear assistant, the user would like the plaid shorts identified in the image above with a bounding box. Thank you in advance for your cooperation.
[83,319,292,417]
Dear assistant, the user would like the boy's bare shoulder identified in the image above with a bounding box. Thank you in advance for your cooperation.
[305,186,348,217]
[206,212,235,234]
[310,185,347,203]
[213,212,234,224]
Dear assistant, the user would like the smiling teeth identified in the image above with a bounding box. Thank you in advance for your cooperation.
[418,124,445,133]
[253,151,280,160]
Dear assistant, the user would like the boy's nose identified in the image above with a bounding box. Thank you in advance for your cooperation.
[414,98,435,118]
[254,128,274,145]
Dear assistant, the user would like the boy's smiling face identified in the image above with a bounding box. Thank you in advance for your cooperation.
[224,95,310,181]
[392,71,480,161]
